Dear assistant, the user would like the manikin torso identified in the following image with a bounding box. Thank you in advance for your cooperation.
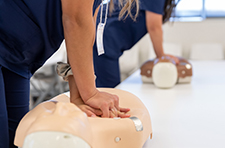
[14,88,152,148]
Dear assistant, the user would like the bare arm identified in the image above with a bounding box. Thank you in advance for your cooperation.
[146,11,179,63]
[62,0,96,100]
[146,11,164,57]
[61,0,122,117]
[67,5,100,103]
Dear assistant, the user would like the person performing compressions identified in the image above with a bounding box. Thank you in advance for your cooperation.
[93,0,180,88]
[0,0,139,147]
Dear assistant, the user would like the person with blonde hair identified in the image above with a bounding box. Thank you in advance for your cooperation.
[93,0,180,88]
[0,0,138,147]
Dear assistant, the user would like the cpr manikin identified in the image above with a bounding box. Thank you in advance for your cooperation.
[140,56,192,88]
[14,88,152,148]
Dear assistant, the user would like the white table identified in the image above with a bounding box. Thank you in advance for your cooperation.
[116,61,225,148]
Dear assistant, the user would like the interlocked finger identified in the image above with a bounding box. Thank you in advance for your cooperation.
[113,95,120,111]
[110,107,118,117]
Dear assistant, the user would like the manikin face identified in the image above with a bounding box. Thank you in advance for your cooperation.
[23,101,92,148]
[32,101,89,128]
[15,89,152,148]
[38,101,87,120]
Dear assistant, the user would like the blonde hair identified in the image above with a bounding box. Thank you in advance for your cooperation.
[109,0,139,21]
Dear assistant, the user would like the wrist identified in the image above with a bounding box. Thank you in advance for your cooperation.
[80,88,98,103]
[70,96,83,105]
[153,47,164,58]
[156,52,165,58]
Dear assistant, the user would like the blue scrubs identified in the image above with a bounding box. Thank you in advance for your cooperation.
[93,0,166,87]
[0,0,101,147]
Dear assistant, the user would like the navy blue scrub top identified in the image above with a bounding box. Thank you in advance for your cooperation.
[139,0,166,14]
[94,0,166,58]
[0,0,101,78]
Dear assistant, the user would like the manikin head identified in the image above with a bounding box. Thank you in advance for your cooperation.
[16,100,92,148]
[15,88,152,148]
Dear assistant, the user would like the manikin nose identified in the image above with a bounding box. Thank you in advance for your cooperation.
[53,102,71,116]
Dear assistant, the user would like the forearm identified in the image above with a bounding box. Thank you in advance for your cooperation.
[61,0,98,102]
[68,75,81,103]
[63,17,96,102]
[65,4,100,103]
[148,27,164,57]
[146,11,164,58]
[60,0,126,118]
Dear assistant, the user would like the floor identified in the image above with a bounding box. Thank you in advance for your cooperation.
[116,60,225,148]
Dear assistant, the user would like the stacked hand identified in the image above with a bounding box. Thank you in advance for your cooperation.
[71,90,130,118]
[163,54,179,65]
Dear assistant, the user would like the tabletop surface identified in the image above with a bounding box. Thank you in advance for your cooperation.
[116,60,225,148]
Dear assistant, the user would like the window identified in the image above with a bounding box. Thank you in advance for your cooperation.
[174,0,225,21]
[205,0,225,17]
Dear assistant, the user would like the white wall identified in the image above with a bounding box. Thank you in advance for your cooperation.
[163,18,225,58]
[136,18,225,59]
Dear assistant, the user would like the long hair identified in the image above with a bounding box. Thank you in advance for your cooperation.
[109,0,179,22]
[109,0,139,21]
[163,0,180,23]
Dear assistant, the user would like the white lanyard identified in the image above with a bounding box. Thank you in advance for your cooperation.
[96,0,109,56]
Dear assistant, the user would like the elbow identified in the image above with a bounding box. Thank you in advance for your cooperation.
[62,15,78,32]
[62,14,95,45]
[62,14,87,32]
